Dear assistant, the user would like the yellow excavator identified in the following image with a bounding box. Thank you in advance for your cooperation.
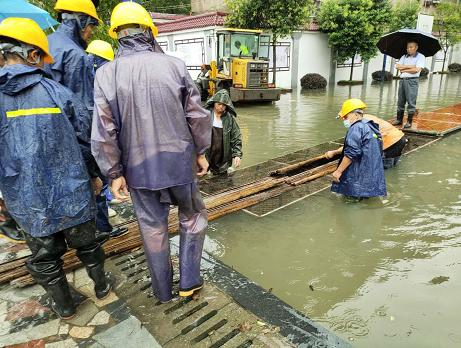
[202,28,281,103]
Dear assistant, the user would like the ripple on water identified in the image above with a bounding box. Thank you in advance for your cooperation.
[318,308,370,338]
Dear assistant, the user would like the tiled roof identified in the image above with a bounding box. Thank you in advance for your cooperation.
[156,12,319,34]
[156,12,227,34]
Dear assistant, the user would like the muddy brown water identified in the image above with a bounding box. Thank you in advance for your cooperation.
[203,74,461,347]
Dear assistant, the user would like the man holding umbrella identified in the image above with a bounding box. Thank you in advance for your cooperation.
[394,41,425,129]
[378,29,441,129]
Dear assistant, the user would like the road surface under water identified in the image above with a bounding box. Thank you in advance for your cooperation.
[204,74,461,347]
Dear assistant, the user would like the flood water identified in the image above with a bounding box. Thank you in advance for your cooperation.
[204,74,461,347]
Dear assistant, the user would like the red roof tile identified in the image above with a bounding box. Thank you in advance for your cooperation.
[157,12,227,34]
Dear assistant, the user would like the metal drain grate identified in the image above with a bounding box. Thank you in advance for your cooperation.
[106,251,293,347]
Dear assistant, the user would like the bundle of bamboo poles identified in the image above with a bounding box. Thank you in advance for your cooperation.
[0,152,338,287]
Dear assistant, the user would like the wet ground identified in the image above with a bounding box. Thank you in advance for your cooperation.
[1,74,460,347]
[204,74,461,347]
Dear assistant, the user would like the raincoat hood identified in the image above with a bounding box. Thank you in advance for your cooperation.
[205,89,236,117]
[59,19,87,49]
[46,21,96,111]
[117,32,164,57]
[0,64,45,96]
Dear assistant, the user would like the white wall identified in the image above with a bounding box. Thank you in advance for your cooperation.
[296,32,331,88]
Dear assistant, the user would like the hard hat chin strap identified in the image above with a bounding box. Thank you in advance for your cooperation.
[0,42,41,65]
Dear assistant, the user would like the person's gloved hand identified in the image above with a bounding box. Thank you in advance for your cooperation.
[232,157,241,168]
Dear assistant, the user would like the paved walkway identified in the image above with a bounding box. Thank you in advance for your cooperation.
[0,264,162,348]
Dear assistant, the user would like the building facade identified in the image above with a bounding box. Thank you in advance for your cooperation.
[191,0,227,13]
[155,11,461,89]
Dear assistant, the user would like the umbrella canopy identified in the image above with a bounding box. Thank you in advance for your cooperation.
[377,28,442,59]
[0,0,58,30]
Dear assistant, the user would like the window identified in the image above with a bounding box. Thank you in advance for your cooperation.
[269,42,291,72]
[158,41,168,51]
[230,33,259,58]
[337,55,362,68]
[259,35,270,61]
[174,38,205,70]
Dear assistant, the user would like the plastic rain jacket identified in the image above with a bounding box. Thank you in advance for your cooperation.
[205,90,243,173]
[45,20,95,111]
[91,33,211,190]
[0,65,95,237]
[331,119,387,198]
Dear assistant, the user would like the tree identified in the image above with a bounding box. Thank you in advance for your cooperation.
[317,0,392,81]
[434,2,461,72]
[389,0,420,32]
[225,0,313,84]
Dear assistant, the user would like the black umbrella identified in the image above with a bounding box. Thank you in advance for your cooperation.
[377,28,441,59]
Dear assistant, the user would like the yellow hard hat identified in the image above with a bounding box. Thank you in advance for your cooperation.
[338,99,367,119]
[109,2,158,39]
[55,0,101,22]
[86,40,114,61]
[0,18,53,64]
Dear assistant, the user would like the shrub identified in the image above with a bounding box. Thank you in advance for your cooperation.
[448,63,461,73]
[371,70,393,81]
[300,73,327,89]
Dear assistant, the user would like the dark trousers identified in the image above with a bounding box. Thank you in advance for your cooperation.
[96,183,112,232]
[383,136,407,169]
[397,78,419,114]
[25,220,107,287]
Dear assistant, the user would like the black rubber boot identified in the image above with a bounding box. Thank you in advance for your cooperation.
[87,265,115,300]
[404,112,414,129]
[0,214,25,243]
[74,234,114,299]
[44,276,76,319]
[109,227,129,239]
[392,111,404,126]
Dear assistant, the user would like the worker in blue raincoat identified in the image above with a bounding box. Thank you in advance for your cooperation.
[45,0,99,111]
[331,99,387,199]
[46,0,127,238]
[86,39,114,72]
[84,39,126,237]
[92,2,211,303]
[0,18,113,320]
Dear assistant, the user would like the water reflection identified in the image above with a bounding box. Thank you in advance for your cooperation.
[207,75,461,347]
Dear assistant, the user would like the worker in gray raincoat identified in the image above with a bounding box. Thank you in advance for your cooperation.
[0,18,113,320]
[205,89,243,175]
[91,2,211,303]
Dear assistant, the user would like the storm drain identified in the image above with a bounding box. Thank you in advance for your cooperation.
[107,250,292,348]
